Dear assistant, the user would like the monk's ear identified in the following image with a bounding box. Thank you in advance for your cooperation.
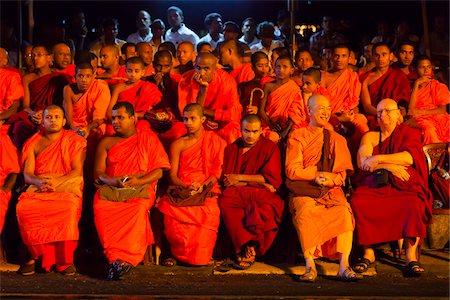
[62,117,67,127]
[201,115,206,123]
[389,52,394,62]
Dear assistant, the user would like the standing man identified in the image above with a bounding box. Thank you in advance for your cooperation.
[126,11,153,44]
[165,6,199,47]
[197,13,224,50]
[239,18,260,48]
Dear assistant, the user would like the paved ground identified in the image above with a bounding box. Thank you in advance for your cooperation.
[1,249,448,299]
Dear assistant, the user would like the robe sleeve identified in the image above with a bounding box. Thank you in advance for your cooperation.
[213,74,242,123]
[92,80,111,121]
[285,129,318,180]
[259,141,282,189]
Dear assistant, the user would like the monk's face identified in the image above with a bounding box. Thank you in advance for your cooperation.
[377,100,401,128]
[274,58,294,80]
[32,47,52,69]
[124,46,137,60]
[126,62,145,83]
[154,56,172,75]
[100,48,118,69]
[137,45,153,66]
[302,75,320,94]
[332,47,349,71]
[373,45,391,69]
[398,45,414,66]
[53,44,71,70]
[253,57,270,78]
[112,107,135,135]
[241,120,262,147]
[43,108,66,133]
[76,68,94,92]
[177,43,195,66]
[195,57,217,83]
[0,48,8,67]
[417,59,433,78]
[308,96,331,128]
[183,110,205,134]
[296,51,314,72]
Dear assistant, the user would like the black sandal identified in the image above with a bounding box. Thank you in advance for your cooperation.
[353,257,375,273]
[162,258,177,267]
[404,261,425,277]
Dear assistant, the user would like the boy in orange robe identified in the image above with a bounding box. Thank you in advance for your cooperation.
[178,52,242,145]
[157,103,226,266]
[94,102,170,280]
[17,105,86,276]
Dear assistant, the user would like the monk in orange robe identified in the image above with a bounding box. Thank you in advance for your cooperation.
[321,45,369,156]
[0,125,20,232]
[360,42,411,129]
[107,57,162,135]
[259,56,307,143]
[178,52,242,145]
[52,43,75,80]
[219,114,284,269]
[0,50,23,123]
[8,45,72,150]
[407,56,449,144]
[157,103,226,266]
[16,105,86,276]
[136,42,156,77]
[285,95,362,282]
[94,102,170,280]
[219,39,255,85]
[97,45,127,87]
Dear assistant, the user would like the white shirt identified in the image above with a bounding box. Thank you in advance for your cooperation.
[197,33,224,49]
[250,40,284,57]
[126,30,153,44]
[165,24,199,47]
[239,36,260,48]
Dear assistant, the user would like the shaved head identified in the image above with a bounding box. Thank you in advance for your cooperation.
[183,103,204,117]
[221,39,239,54]
[0,47,8,67]
[136,42,151,52]
[242,114,261,125]
[43,104,65,117]
[178,41,195,51]
[377,98,398,110]
[196,51,217,63]
[101,45,119,56]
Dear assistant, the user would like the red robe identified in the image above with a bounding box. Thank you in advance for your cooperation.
[59,64,76,80]
[219,137,284,255]
[8,72,72,150]
[94,130,170,266]
[178,69,242,144]
[412,79,450,144]
[16,130,86,272]
[351,125,432,246]
[239,79,266,117]
[0,125,20,231]
[157,131,226,265]
[230,63,255,85]
[0,67,23,112]
[101,66,127,87]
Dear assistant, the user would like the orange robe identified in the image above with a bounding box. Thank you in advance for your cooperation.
[59,64,76,79]
[16,130,86,272]
[230,63,255,85]
[0,67,23,113]
[101,66,127,87]
[285,126,354,259]
[412,79,450,144]
[0,125,20,231]
[157,131,226,265]
[263,79,307,141]
[178,69,242,144]
[94,130,170,266]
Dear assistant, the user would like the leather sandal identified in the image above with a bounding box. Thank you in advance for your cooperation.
[298,268,318,282]
[338,267,363,282]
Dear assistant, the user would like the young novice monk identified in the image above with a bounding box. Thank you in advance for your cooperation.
[107,57,162,133]
[259,56,306,142]
[301,67,329,107]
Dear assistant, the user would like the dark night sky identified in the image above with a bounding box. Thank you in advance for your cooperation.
[1,0,449,47]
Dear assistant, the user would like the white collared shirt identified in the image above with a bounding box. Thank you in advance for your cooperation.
[197,33,224,49]
[165,24,199,47]
[239,36,260,48]
[126,30,153,44]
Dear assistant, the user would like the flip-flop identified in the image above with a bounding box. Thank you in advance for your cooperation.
[214,259,234,273]
[162,258,177,267]
[353,257,375,273]
[338,268,363,282]
[232,257,255,270]
[404,261,425,277]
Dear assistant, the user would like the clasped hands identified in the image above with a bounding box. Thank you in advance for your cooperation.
[35,175,60,192]
[361,155,410,181]
[314,172,337,187]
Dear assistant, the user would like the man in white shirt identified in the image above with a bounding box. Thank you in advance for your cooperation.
[197,13,224,50]
[126,10,153,44]
[89,18,126,62]
[238,17,260,48]
[250,21,283,58]
[165,6,199,47]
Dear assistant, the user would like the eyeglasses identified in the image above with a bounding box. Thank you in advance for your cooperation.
[377,108,399,117]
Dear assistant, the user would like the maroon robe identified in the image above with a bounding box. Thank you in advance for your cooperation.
[219,137,284,255]
[350,125,432,246]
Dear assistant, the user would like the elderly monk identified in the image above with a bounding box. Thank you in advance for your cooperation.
[157,103,226,266]
[97,45,127,86]
[259,56,306,143]
[321,44,369,156]
[219,114,284,269]
[8,45,72,150]
[94,102,170,280]
[0,48,23,123]
[16,105,86,276]
[178,52,242,144]
[407,56,449,144]
[52,42,75,78]
[360,42,411,128]
[136,42,156,77]
[219,39,255,85]
[350,99,432,277]
[285,95,362,282]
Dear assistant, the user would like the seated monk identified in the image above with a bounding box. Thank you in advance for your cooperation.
[350,99,432,277]
[301,67,329,109]
[145,50,185,148]
[238,51,273,117]
[173,41,196,75]
[178,52,242,145]
[219,114,284,269]
[321,45,369,156]
[97,45,127,87]
[107,57,162,134]
[157,103,226,266]
[219,39,255,85]
[360,42,411,129]
[259,56,307,143]
[136,42,156,77]
[285,95,362,282]
[0,48,23,124]
[52,42,76,79]
[407,56,449,144]
[291,49,315,86]
[16,105,86,276]
[94,102,170,280]
[8,45,72,150]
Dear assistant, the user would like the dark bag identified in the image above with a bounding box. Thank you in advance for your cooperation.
[166,181,216,207]
[368,131,391,188]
